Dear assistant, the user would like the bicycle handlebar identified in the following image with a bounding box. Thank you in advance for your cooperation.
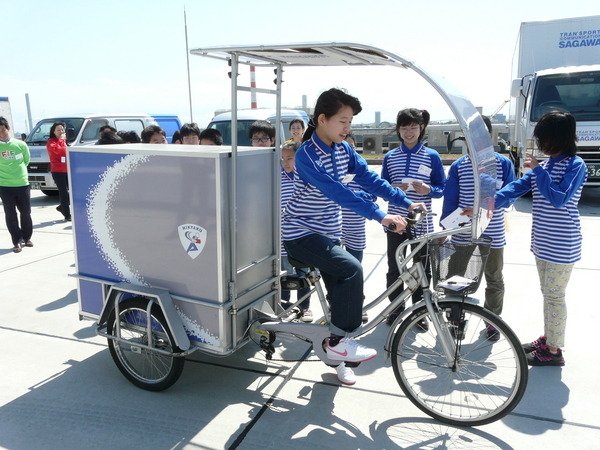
[388,206,428,232]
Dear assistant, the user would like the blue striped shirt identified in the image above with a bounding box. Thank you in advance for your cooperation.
[341,180,370,251]
[495,155,586,264]
[441,153,515,248]
[381,142,446,234]
[282,132,412,241]
[280,168,295,256]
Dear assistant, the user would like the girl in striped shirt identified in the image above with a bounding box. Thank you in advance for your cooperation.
[280,141,312,322]
[341,132,372,263]
[282,88,426,385]
[495,112,587,366]
[381,109,446,328]
[440,115,515,341]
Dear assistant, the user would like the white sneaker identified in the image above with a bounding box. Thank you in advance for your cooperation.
[325,337,377,363]
[282,307,302,322]
[336,363,356,385]
[301,309,313,323]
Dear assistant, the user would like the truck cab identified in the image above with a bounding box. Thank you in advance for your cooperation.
[511,65,600,185]
[26,113,156,194]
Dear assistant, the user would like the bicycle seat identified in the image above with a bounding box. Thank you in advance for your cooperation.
[287,256,313,269]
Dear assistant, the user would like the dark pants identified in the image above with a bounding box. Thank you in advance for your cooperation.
[345,246,363,263]
[284,233,363,335]
[281,255,311,309]
[0,185,33,246]
[483,247,505,316]
[386,231,430,307]
[52,172,70,219]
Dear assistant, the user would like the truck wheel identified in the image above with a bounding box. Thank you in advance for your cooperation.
[107,297,185,391]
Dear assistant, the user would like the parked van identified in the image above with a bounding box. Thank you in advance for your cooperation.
[150,114,182,143]
[26,113,156,194]
[205,109,309,146]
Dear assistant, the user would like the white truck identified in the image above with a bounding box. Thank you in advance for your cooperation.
[509,15,600,185]
[25,113,157,195]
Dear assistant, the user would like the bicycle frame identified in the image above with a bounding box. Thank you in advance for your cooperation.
[258,224,476,367]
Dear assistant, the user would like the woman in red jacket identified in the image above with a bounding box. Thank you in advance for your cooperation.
[46,122,70,221]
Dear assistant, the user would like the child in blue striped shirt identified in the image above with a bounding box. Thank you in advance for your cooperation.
[441,116,515,341]
[282,88,426,385]
[341,133,371,262]
[280,141,312,322]
[381,109,446,328]
[495,111,587,366]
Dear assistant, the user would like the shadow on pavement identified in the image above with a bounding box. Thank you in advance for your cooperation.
[370,416,514,449]
[36,289,77,312]
[503,367,569,435]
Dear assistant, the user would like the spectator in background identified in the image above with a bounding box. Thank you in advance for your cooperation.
[279,140,312,322]
[99,125,116,134]
[440,115,515,341]
[341,132,371,262]
[0,116,33,252]
[171,130,182,144]
[199,128,223,145]
[95,125,117,145]
[98,129,124,145]
[342,132,372,324]
[287,118,305,143]
[141,125,167,144]
[249,120,275,147]
[381,108,446,328]
[117,130,141,143]
[179,123,201,145]
[46,121,71,221]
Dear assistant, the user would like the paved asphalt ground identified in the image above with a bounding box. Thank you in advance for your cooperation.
[1,170,599,449]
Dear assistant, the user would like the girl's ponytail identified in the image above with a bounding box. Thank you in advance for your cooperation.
[302,118,316,142]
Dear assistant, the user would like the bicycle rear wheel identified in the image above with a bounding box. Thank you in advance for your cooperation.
[107,297,185,391]
[390,301,527,426]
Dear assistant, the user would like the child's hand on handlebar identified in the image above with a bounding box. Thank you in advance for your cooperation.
[408,202,428,213]
[382,215,407,233]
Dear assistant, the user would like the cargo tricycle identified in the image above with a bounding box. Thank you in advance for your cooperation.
[70,43,527,427]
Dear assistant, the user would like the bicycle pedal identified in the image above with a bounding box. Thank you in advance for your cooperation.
[259,334,276,359]
[281,275,310,290]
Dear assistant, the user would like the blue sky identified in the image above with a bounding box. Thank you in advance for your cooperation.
[2,0,599,133]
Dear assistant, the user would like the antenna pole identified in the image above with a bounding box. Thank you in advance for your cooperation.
[184,7,193,122]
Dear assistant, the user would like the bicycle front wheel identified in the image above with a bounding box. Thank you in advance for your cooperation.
[391,301,527,426]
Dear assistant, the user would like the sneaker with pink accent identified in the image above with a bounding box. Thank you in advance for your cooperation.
[527,344,565,367]
[335,363,356,385]
[486,324,500,341]
[523,335,546,353]
[325,337,377,363]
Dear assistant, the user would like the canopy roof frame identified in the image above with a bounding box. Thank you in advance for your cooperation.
[190,42,497,307]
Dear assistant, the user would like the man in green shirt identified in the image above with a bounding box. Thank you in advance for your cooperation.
[0,116,33,252]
